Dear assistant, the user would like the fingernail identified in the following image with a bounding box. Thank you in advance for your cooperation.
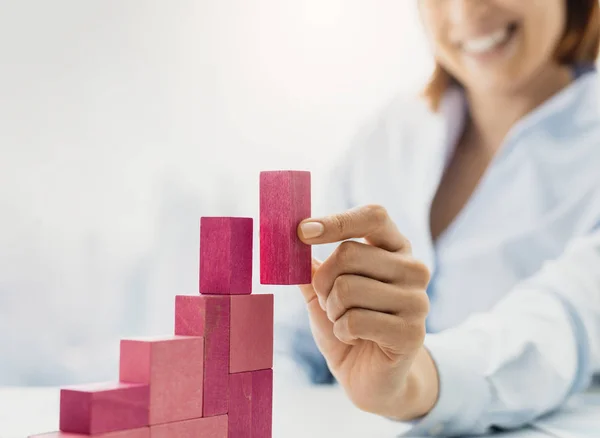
[300,222,324,239]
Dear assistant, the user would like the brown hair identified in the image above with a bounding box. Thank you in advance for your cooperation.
[423,0,600,110]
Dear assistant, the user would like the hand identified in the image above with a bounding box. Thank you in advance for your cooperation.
[297,205,439,420]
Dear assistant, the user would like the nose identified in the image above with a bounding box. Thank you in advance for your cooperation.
[447,0,489,25]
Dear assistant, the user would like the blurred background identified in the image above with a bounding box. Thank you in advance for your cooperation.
[0,0,433,386]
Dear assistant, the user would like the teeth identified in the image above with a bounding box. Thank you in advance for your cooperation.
[462,27,510,54]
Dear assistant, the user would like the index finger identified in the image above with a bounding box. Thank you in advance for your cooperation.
[298,204,411,253]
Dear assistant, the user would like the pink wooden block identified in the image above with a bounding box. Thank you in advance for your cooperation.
[252,369,273,438]
[59,382,149,434]
[260,171,311,285]
[29,428,149,438]
[228,372,252,438]
[150,415,228,438]
[200,217,253,295]
[229,294,274,373]
[119,336,204,425]
[228,370,273,438]
[175,295,230,417]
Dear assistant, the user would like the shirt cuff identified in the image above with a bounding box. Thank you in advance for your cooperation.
[396,333,492,437]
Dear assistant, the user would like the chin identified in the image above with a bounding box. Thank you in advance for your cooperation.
[461,66,531,96]
[464,80,524,96]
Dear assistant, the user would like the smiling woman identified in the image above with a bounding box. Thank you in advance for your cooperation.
[281,0,600,436]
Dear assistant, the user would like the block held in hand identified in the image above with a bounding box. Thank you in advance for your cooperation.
[260,171,311,285]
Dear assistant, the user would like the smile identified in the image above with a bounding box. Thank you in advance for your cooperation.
[461,23,518,55]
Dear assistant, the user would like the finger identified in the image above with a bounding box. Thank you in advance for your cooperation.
[325,274,430,323]
[298,259,351,363]
[298,259,321,305]
[298,204,411,253]
[312,241,429,303]
[333,309,425,354]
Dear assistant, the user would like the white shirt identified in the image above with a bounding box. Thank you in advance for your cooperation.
[279,69,600,436]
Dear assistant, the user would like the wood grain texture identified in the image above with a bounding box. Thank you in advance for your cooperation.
[260,171,311,285]
[29,429,149,438]
[228,370,273,438]
[200,217,253,295]
[228,372,252,438]
[59,382,149,434]
[150,415,228,438]
[175,295,230,417]
[119,336,204,425]
[229,294,273,374]
[251,369,273,438]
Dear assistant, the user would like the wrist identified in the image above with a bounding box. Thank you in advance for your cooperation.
[390,347,440,421]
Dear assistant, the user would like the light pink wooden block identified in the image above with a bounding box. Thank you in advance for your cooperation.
[252,369,273,438]
[150,415,228,438]
[29,428,149,438]
[175,295,230,417]
[59,382,149,434]
[119,336,204,425]
[228,372,252,438]
[260,171,311,285]
[200,217,253,295]
[229,294,274,373]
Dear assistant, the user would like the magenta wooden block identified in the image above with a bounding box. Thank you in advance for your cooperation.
[119,336,204,425]
[29,429,149,438]
[228,372,252,438]
[59,382,149,434]
[150,415,228,438]
[252,369,273,438]
[260,171,311,285]
[175,294,230,417]
[200,217,253,295]
[230,294,274,373]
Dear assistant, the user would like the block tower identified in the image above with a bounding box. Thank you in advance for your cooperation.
[29,170,311,438]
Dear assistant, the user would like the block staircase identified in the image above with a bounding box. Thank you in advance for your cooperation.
[29,171,311,438]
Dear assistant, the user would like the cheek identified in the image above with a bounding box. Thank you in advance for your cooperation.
[513,0,566,60]
[420,4,451,56]
[520,6,565,66]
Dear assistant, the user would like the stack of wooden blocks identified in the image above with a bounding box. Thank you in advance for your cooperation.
[30,171,311,438]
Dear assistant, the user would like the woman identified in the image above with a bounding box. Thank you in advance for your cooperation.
[284,0,600,435]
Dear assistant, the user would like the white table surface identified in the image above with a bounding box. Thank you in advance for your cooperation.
[1,377,598,438]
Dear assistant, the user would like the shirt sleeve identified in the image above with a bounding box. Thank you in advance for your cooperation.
[399,229,600,437]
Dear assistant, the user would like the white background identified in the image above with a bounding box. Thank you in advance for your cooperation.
[0,0,433,385]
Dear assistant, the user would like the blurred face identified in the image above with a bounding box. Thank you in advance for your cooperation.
[420,0,568,93]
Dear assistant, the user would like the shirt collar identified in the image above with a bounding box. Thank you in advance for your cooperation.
[436,68,600,156]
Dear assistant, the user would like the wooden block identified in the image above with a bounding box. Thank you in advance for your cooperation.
[228,372,252,438]
[260,171,311,285]
[150,415,228,438]
[119,336,204,425]
[175,295,230,416]
[59,382,149,434]
[29,428,149,438]
[228,370,273,438]
[252,369,273,438]
[200,217,253,295]
[229,294,274,373]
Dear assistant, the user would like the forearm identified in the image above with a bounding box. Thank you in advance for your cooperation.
[388,231,600,436]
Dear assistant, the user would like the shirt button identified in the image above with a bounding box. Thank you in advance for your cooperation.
[428,424,444,436]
